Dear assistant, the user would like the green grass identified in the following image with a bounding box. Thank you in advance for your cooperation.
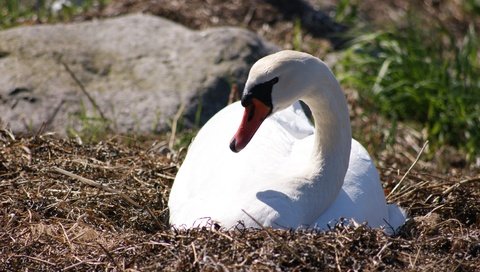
[463,0,480,15]
[335,13,480,159]
[0,0,108,29]
[66,101,111,143]
[292,17,303,51]
[334,0,358,25]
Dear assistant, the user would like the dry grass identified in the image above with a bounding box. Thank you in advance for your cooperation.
[1,1,479,270]
[1,129,479,271]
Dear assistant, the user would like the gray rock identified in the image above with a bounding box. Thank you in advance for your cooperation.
[0,14,277,135]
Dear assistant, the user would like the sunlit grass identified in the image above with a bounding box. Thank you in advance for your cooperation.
[66,101,112,143]
[335,13,480,159]
[0,0,108,29]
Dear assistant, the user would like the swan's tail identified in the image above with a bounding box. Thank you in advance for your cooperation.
[385,204,407,235]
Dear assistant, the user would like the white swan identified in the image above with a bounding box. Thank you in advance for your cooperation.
[168,50,406,234]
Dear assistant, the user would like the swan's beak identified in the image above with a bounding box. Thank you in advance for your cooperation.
[230,98,271,153]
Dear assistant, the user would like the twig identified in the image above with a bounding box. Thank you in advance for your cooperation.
[442,177,480,195]
[14,254,56,266]
[191,242,199,266]
[53,166,165,230]
[241,209,306,265]
[146,206,165,230]
[434,218,465,237]
[388,180,431,202]
[59,222,74,251]
[44,99,66,131]
[1,127,15,141]
[155,172,176,180]
[96,242,121,271]
[375,242,392,259]
[228,83,239,104]
[59,59,108,121]
[169,103,186,150]
[62,260,86,271]
[426,204,446,216]
[34,122,48,138]
[387,141,429,199]
[213,228,234,241]
[410,247,421,269]
[242,6,256,26]
[52,166,141,208]
[335,251,342,272]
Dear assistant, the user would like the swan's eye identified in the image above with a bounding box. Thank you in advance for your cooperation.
[241,93,253,107]
[241,77,279,108]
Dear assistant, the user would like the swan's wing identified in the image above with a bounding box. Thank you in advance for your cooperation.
[271,101,314,139]
[385,204,407,235]
[314,139,406,233]
[169,101,314,227]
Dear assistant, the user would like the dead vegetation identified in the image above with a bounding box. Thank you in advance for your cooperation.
[1,0,480,270]
[0,129,478,271]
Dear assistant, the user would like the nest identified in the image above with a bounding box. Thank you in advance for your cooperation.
[0,129,479,271]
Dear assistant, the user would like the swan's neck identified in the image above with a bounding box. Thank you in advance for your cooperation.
[304,87,351,171]
[300,72,352,219]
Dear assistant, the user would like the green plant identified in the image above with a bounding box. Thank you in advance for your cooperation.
[67,101,111,143]
[0,0,108,29]
[335,16,480,159]
[292,17,303,51]
[170,97,204,151]
[463,0,480,15]
[335,0,359,25]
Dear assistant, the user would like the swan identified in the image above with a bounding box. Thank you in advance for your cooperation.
[168,50,406,234]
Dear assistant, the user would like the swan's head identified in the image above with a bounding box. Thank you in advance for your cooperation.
[230,50,321,152]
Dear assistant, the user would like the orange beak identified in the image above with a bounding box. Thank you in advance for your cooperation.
[230,98,272,153]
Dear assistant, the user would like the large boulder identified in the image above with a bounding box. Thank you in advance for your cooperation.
[0,14,277,135]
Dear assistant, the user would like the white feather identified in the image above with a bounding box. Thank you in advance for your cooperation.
[168,50,406,234]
